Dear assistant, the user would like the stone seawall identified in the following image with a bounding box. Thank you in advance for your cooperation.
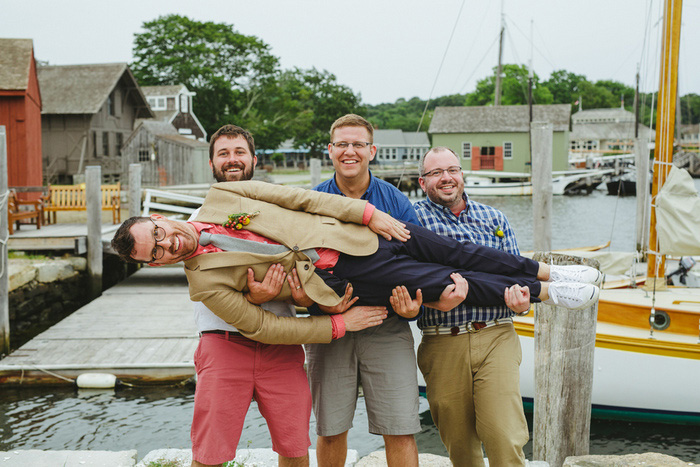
[8,257,91,348]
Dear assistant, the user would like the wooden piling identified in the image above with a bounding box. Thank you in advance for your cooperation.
[532,252,599,467]
[531,121,553,252]
[0,126,10,354]
[129,163,142,218]
[310,158,321,188]
[86,166,102,299]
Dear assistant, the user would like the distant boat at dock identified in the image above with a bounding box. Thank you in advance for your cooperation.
[463,168,612,196]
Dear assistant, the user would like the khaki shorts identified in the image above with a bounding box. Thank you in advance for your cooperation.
[305,315,421,437]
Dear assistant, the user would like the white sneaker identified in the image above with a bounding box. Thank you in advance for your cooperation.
[544,282,600,310]
[549,265,603,286]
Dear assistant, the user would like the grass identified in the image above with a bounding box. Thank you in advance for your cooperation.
[8,251,48,260]
[145,460,182,467]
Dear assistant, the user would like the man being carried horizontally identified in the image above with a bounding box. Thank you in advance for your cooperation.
[184,124,389,467]
[111,181,602,346]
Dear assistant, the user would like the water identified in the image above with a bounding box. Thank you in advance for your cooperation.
[1,386,699,462]
[3,182,700,461]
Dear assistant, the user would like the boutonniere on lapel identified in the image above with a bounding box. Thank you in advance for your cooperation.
[224,211,260,230]
[493,225,505,238]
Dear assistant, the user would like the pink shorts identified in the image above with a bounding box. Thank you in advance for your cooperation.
[191,333,311,464]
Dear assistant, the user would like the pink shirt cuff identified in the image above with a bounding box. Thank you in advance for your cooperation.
[330,314,346,340]
[362,203,376,225]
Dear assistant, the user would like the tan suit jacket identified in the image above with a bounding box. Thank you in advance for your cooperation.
[184,181,379,345]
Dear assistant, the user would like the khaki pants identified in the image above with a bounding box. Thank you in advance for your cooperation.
[417,323,528,467]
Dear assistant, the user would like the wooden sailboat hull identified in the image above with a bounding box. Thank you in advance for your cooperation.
[411,291,700,424]
[515,316,700,424]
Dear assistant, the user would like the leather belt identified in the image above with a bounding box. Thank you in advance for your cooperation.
[422,318,513,336]
[200,330,245,339]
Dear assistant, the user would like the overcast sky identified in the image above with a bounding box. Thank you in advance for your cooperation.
[2,0,698,105]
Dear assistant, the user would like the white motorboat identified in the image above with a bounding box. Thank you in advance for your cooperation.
[463,169,613,196]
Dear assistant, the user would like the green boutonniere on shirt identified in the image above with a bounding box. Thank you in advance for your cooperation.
[494,226,505,238]
[224,211,260,230]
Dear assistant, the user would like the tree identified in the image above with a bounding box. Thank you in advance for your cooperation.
[595,80,635,109]
[281,68,363,157]
[544,70,588,104]
[465,64,552,106]
[130,14,279,134]
[680,93,700,124]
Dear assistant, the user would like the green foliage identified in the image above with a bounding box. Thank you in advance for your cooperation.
[280,68,363,157]
[145,459,182,467]
[130,13,700,144]
[465,64,552,106]
[365,94,468,132]
[130,14,279,134]
[8,251,47,260]
[680,93,700,124]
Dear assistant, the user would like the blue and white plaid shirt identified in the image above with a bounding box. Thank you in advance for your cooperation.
[414,193,520,328]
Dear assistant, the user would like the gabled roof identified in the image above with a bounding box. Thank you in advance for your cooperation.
[140,84,189,97]
[429,104,571,134]
[570,121,653,141]
[0,38,35,90]
[158,133,209,148]
[374,129,430,146]
[37,63,154,117]
[572,107,634,123]
[139,120,179,135]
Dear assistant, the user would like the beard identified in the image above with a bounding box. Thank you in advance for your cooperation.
[212,161,255,182]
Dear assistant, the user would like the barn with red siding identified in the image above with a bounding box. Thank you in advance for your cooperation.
[0,38,43,195]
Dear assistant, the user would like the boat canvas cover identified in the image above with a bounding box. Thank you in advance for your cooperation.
[655,165,700,255]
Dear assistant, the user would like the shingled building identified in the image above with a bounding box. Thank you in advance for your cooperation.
[429,105,571,172]
[38,63,154,184]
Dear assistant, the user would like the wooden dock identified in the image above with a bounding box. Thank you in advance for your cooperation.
[7,222,121,254]
[0,266,197,386]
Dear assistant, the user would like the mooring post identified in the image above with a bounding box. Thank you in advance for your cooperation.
[129,163,142,218]
[533,252,598,467]
[86,166,102,299]
[0,126,10,354]
[310,158,321,188]
[531,121,553,252]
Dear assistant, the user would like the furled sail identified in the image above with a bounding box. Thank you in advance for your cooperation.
[655,165,700,255]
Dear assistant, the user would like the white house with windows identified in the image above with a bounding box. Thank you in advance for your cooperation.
[140,84,207,141]
[373,129,430,165]
[569,107,653,157]
[429,105,571,172]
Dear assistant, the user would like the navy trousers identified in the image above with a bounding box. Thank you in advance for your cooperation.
[317,222,541,309]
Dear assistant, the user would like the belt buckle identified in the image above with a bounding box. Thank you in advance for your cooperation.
[467,321,488,333]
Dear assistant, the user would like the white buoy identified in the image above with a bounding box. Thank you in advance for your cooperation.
[76,373,118,389]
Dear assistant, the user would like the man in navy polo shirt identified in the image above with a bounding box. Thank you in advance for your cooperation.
[306,114,464,467]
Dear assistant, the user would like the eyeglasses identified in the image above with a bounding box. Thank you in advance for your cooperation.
[149,218,167,262]
[331,141,372,149]
[421,166,463,178]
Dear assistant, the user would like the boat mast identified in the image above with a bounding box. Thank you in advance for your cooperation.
[646,0,683,286]
[494,0,505,106]
[528,19,534,123]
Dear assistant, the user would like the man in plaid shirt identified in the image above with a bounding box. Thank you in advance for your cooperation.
[413,147,530,466]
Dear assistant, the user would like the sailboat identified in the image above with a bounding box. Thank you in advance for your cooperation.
[515,0,700,423]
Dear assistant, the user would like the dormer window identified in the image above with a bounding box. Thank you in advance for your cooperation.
[180,94,188,112]
[147,97,166,110]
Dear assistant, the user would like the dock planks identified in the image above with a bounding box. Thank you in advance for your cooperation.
[7,222,120,254]
[0,267,198,386]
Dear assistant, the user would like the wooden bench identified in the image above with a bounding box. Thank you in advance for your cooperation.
[8,190,43,235]
[43,183,121,225]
